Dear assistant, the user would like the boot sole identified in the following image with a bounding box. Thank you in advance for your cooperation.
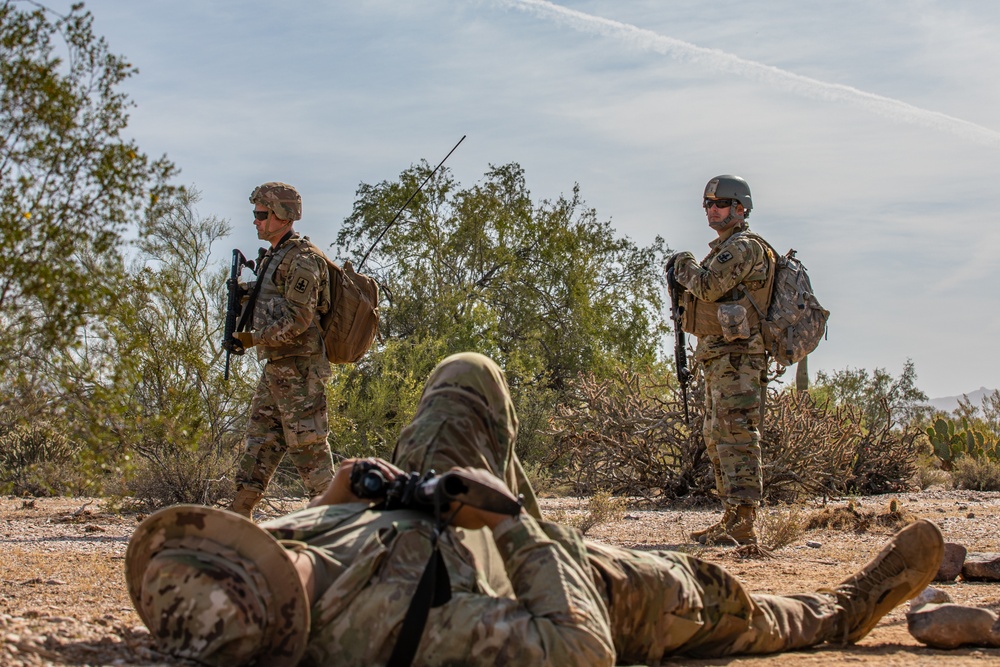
[841,519,944,643]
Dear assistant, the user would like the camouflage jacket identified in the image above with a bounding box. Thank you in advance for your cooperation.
[673,224,771,361]
[262,506,615,667]
[250,232,331,362]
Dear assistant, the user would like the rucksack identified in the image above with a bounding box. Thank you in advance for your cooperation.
[744,233,829,366]
[320,257,380,364]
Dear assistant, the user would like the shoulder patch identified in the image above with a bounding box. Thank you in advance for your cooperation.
[286,265,316,305]
[717,251,733,264]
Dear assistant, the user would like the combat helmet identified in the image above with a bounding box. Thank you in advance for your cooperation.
[125,505,309,667]
[250,182,302,221]
[704,174,752,217]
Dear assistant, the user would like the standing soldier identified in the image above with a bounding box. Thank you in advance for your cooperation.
[229,182,334,518]
[666,175,773,546]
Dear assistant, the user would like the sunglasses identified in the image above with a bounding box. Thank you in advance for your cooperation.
[703,198,734,209]
[253,209,270,220]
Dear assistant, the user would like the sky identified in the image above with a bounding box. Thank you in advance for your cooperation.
[32,0,1000,400]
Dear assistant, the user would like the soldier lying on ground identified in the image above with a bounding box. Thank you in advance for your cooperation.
[126,352,945,666]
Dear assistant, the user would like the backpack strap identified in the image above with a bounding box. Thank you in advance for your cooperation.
[734,231,777,321]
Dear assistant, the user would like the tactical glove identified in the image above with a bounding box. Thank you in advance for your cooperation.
[232,331,255,350]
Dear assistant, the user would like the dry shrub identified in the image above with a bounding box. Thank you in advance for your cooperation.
[546,492,627,535]
[119,446,237,511]
[546,368,707,499]
[757,505,806,551]
[761,391,857,501]
[916,458,953,490]
[762,393,921,501]
[546,371,921,504]
[951,455,1000,491]
[847,406,922,496]
[574,491,627,535]
[805,499,913,533]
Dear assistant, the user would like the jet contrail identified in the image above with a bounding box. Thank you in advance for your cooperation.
[496,0,1000,149]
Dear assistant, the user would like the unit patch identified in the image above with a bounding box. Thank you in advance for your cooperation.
[717,251,733,264]
[287,265,316,305]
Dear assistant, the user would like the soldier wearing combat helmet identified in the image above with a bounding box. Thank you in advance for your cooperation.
[229,182,334,517]
[666,174,772,546]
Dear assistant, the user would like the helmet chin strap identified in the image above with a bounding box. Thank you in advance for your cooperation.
[709,204,744,230]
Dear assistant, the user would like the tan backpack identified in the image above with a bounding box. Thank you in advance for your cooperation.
[319,257,380,364]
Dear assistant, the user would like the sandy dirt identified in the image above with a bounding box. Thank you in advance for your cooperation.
[2,490,999,666]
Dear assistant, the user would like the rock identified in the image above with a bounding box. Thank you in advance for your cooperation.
[934,542,967,582]
[805,540,821,549]
[962,552,1000,581]
[910,586,952,611]
[907,603,1000,649]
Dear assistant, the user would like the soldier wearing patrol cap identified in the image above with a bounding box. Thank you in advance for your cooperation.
[666,175,773,546]
[229,182,334,517]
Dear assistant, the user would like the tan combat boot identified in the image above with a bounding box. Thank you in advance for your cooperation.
[690,503,735,544]
[229,488,263,519]
[824,519,944,644]
[725,504,759,546]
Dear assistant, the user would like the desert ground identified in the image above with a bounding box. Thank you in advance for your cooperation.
[2,489,999,666]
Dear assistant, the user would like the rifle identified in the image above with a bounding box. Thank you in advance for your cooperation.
[222,249,258,381]
[666,267,691,421]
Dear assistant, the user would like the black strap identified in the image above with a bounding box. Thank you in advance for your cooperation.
[386,534,452,667]
[235,232,294,333]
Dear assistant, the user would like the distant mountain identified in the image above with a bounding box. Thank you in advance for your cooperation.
[926,387,998,415]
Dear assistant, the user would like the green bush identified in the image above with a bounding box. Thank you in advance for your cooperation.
[951,455,1000,492]
[0,416,81,496]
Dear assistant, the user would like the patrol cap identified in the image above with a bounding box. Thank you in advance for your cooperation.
[250,182,302,221]
[125,505,309,667]
[704,174,753,215]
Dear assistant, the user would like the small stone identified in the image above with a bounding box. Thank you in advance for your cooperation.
[962,552,1000,581]
[910,586,952,611]
[934,542,967,582]
[907,603,1000,649]
[806,540,821,549]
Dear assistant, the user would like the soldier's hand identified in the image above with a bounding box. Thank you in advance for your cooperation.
[308,458,403,507]
[232,331,255,349]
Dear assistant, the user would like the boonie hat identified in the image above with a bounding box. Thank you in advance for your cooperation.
[125,505,309,667]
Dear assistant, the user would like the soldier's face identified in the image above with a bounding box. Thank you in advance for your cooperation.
[254,205,290,245]
[705,200,744,233]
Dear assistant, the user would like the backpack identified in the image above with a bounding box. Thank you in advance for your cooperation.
[744,233,829,366]
[319,257,380,364]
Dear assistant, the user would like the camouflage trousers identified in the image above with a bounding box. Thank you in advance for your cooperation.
[702,352,766,506]
[390,352,841,660]
[585,540,839,662]
[236,354,334,498]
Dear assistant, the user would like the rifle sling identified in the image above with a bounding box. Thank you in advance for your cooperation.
[386,534,452,667]
[235,232,293,334]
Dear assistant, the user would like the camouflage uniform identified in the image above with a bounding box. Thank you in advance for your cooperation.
[128,353,943,666]
[374,352,844,663]
[263,506,615,666]
[672,223,770,507]
[236,231,334,500]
